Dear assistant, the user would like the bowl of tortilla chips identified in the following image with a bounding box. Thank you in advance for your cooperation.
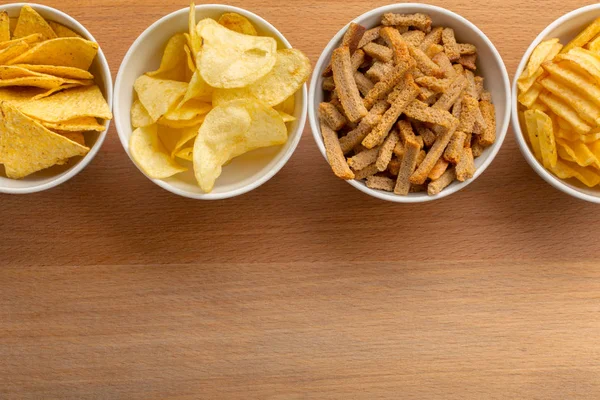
[0,3,112,194]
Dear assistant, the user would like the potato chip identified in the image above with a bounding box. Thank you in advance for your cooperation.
[196,18,277,88]
[581,131,600,143]
[13,5,57,41]
[517,82,543,108]
[524,110,543,161]
[542,61,600,107]
[131,99,154,128]
[147,33,189,82]
[277,110,296,122]
[159,124,200,158]
[517,40,561,93]
[538,92,592,135]
[47,21,81,38]
[41,117,105,132]
[193,99,286,192]
[188,2,201,58]
[218,13,258,36]
[562,17,600,54]
[0,11,9,43]
[551,159,600,187]
[13,64,93,80]
[164,98,211,120]
[8,37,99,70]
[183,44,196,72]
[0,34,43,51]
[539,76,600,125]
[587,34,600,53]
[274,95,296,115]
[555,49,600,85]
[0,102,89,179]
[556,138,600,168]
[0,40,29,64]
[158,114,205,129]
[134,75,188,122]
[175,147,193,161]
[18,85,112,122]
[129,124,187,179]
[171,126,199,158]
[178,69,213,108]
[535,110,557,168]
[212,49,310,107]
[54,131,85,146]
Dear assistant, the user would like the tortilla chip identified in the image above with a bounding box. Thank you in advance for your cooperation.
[13,64,93,80]
[0,34,43,51]
[0,102,89,178]
[13,5,57,41]
[0,75,67,90]
[47,21,82,38]
[0,40,29,64]
[0,87,46,105]
[0,12,10,43]
[31,84,81,100]
[53,131,86,146]
[0,65,41,79]
[8,37,99,70]
[41,117,105,132]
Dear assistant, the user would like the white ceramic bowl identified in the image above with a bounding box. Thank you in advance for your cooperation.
[0,3,112,194]
[114,5,307,200]
[308,4,510,203]
[512,4,600,204]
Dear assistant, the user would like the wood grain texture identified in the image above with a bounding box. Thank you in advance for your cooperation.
[1,1,600,399]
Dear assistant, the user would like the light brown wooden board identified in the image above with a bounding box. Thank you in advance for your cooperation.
[1,1,599,399]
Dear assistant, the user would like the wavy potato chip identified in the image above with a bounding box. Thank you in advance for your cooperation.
[19,85,112,122]
[8,37,99,70]
[196,18,277,88]
[13,5,57,41]
[218,13,258,36]
[193,99,287,192]
[557,138,600,168]
[0,34,43,51]
[0,11,9,43]
[551,159,600,187]
[212,49,310,107]
[41,117,105,132]
[134,75,188,122]
[147,33,189,82]
[131,99,154,128]
[0,102,89,179]
[13,64,93,80]
[47,21,81,38]
[129,124,187,179]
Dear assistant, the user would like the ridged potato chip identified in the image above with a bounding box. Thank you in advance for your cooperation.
[131,99,154,128]
[0,102,89,179]
[18,85,112,122]
[134,75,188,122]
[196,18,277,88]
[212,49,310,107]
[551,159,600,187]
[129,124,187,179]
[193,99,287,192]
[0,11,9,42]
[147,33,190,82]
[13,5,57,41]
[218,13,257,36]
[8,37,99,70]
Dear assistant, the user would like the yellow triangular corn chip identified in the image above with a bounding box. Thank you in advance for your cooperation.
[13,5,57,41]
[8,37,99,70]
[0,40,29,64]
[0,34,43,51]
[0,11,10,43]
[13,64,93,80]
[0,102,89,179]
[41,117,106,132]
[47,21,81,38]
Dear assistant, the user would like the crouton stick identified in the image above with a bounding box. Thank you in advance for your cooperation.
[382,13,432,32]
[442,28,460,61]
[433,74,467,111]
[415,76,452,92]
[394,137,421,195]
[408,45,444,77]
[428,168,456,195]
[404,100,457,128]
[347,146,380,170]
[415,124,437,147]
[388,157,401,176]
[320,119,355,180]
[458,54,477,70]
[443,131,467,163]
[332,46,368,122]
[402,30,426,46]
[410,119,459,184]
[477,101,496,146]
[323,22,366,76]
[363,57,415,109]
[380,26,412,65]
[322,76,335,91]
[419,27,443,51]
[351,49,366,71]
[397,120,420,146]
[458,43,477,55]
[363,42,393,63]
[339,100,389,153]
[354,163,378,180]
[458,95,479,132]
[354,71,374,97]
[366,175,395,192]
[358,27,381,48]
[366,61,393,82]
[376,130,400,171]
[432,51,457,79]
[428,158,450,180]
[456,147,475,181]
[424,44,444,59]
[319,102,348,131]
[362,77,420,148]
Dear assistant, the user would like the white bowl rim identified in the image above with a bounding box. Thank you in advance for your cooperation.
[0,2,113,195]
[114,4,308,200]
[511,3,600,204]
[308,3,511,203]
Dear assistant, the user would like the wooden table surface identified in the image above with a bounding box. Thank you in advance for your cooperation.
[2,0,600,398]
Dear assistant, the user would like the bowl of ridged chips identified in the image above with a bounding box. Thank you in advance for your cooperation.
[114,3,310,199]
[0,3,112,194]
[514,4,600,203]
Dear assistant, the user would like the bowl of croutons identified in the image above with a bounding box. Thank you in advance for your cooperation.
[308,4,510,202]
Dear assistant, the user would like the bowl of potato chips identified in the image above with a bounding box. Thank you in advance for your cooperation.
[0,3,112,194]
[513,4,600,203]
[114,3,310,200]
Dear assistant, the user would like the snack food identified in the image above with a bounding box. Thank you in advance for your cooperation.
[129,3,310,193]
[0,4,111,179]
[319,13,496,196]
[517,18,600,188]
